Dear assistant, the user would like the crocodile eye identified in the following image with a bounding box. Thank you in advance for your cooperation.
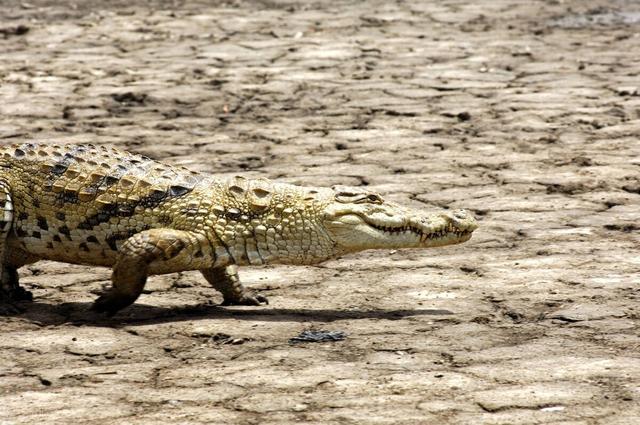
[333,185,385,205]
[366,194,383,204]
[334,189,384,204]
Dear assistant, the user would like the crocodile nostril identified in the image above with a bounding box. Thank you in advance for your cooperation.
[453,209,467,220]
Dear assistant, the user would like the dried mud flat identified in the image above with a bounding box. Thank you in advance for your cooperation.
[1,0,639,424]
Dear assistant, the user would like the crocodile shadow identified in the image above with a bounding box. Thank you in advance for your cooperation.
[11,300,455,327]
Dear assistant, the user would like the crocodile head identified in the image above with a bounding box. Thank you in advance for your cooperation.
[322,186,478,253]
[213,178,477,266]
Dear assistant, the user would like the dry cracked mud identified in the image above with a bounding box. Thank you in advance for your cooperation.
[0,0,639,424]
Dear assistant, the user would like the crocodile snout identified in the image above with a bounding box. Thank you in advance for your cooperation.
[449,209,478,232]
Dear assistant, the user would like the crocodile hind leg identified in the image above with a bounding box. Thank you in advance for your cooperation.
[0,266,26,315]
[5,244,40,303]
[2,266,33,301]
[92,229,197,316]
[201,265,268,306]
[0,180,30,314]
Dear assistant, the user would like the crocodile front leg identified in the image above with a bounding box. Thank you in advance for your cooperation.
[201,265,268,306]
[92,228,196,315]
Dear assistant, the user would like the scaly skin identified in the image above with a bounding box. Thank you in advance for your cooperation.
[0,142,478,315]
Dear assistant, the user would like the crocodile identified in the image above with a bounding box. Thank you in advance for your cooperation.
[0,142,478,315]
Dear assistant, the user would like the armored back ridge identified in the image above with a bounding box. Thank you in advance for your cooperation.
[0,143,477,315]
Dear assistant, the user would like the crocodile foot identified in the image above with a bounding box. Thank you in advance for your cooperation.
[0,287,31,315]
[222,293,269,306]
[11,286,33,302]
[91,291,138,317]
[0,301,24,315]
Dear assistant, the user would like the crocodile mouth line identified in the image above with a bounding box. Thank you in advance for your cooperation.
[368,222,472,242]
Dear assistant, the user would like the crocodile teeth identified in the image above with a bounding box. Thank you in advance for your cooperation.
[370,221,471,242]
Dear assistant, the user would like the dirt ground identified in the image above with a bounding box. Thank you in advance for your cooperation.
[0,0,639,423]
